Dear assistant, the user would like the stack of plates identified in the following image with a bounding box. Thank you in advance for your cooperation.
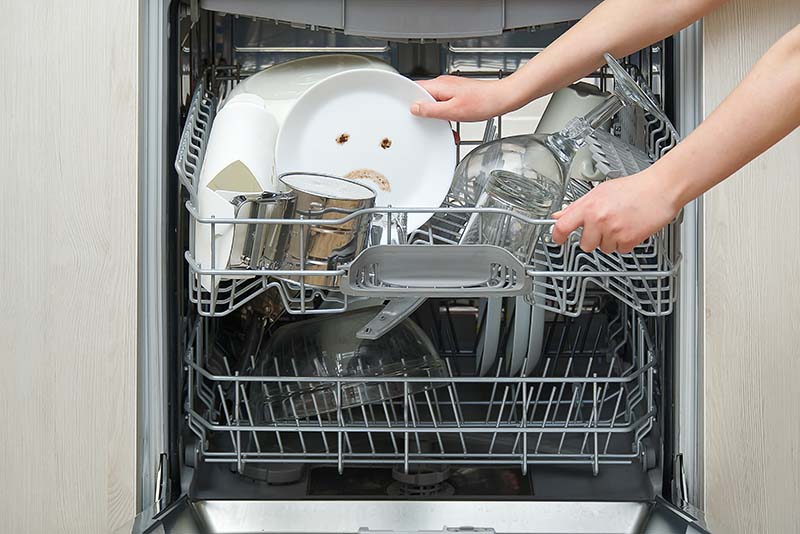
[475,296,546,377]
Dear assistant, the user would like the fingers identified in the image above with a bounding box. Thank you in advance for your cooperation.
[411,100,459,119]
[413,77,464,119]
[578,222,602,253]
[416,77,455,101]
[617,239,637,254]
[599,236,618,254]
[551,204,584,244]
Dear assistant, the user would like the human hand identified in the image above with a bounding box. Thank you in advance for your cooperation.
[551,169,681,254]
[411,76,520,122]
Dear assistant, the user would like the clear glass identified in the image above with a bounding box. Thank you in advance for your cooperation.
[461,169,561,263]
[248,308,445,422]
[448,54,675,255]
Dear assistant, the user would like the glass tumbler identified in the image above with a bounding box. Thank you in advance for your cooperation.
[460,169,562,264]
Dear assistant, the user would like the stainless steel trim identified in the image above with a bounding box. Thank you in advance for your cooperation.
[138,0,170,519]
[194,500,651,534]
[674,21,704,513]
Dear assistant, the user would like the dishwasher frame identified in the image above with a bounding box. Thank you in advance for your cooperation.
[136,0,705,530]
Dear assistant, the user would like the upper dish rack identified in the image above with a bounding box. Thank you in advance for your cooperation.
[176,67,680,319]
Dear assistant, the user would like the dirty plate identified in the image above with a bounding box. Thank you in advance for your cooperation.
[275,69,456,233]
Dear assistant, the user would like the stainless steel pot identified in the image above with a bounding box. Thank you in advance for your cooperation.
[278,172,376,289]
[229,191,297,270]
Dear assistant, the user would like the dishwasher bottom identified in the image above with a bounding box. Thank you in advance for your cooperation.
[136,457,706,533]
[146,497,707,534]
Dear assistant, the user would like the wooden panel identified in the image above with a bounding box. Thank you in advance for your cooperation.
[0,1,138,533]
[702,2,800,533]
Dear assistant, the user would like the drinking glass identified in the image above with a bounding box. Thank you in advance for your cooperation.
[449,54,676,253]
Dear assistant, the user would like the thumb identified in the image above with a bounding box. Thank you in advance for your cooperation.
[551,205,584,245]
[411,100,458,120]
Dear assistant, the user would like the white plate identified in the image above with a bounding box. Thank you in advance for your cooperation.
[474,299,487,375]
[275,69,456,233]
[478,297,503,377]
[195,94,280,290]
[508,296,533,376]
[224,54,397,126]
[525,296,547,375]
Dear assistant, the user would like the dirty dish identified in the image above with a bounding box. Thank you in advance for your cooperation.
[275,69,456,234]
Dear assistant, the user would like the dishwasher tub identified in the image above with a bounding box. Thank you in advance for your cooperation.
[134,3,705,533]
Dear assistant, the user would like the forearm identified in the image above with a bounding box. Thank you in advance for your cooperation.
[500,0,725,112]
[655,24,800,209]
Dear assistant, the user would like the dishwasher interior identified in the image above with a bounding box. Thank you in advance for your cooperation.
[139,2,704,533]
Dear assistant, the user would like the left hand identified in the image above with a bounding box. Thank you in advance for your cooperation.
[551,168,681,254]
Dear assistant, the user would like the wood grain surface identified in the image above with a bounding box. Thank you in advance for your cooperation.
[702,1,800,533]
[0,1,138,533]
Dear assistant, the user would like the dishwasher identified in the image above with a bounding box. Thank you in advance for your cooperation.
[135,2,706,532]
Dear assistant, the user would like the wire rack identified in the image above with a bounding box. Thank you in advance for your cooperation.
[176,62,680,318]
[185,305,657,476]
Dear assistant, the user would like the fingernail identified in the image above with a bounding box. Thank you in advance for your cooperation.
[411,103,421,115]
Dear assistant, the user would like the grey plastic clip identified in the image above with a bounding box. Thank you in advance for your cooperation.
[356,298,426,340]
[341,245,531,298]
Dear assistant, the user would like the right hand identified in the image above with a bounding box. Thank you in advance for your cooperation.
[411,76,518,122]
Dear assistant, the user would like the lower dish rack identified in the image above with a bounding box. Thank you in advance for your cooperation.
[185,304,658,476]
[177,71,679,318]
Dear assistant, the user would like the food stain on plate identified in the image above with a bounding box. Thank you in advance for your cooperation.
[345,169,391,192]
[380,137,392,149]
[336,133,350,144]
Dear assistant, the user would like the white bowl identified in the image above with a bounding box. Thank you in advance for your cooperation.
[535,82,609,182]
[195,93,279,290]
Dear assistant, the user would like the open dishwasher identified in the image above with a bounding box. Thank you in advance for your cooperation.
[135,2,706,532]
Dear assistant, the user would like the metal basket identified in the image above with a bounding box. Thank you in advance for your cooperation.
[176,64,679,318]
[185,306,657,476]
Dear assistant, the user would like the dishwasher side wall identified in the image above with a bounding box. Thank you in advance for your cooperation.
[0,1,139,533]
[702,1,800,532]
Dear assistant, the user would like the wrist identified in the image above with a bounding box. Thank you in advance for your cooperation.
[648,160,693,214]
[496,74,540,115]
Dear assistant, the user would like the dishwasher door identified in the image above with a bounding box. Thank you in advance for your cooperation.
[136,496,709,534]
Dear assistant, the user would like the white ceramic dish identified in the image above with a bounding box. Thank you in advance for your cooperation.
[503,297,515,370]
[275,69,456,234]
[195,93,279,290]
[477,297,503,377]
[525,297,546,375]
[224,54,396,126]
[535,82,609,182]
[508,296,533,376]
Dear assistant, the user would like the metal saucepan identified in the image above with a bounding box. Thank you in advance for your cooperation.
[278,172,376,289]
[229,191,297,270]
